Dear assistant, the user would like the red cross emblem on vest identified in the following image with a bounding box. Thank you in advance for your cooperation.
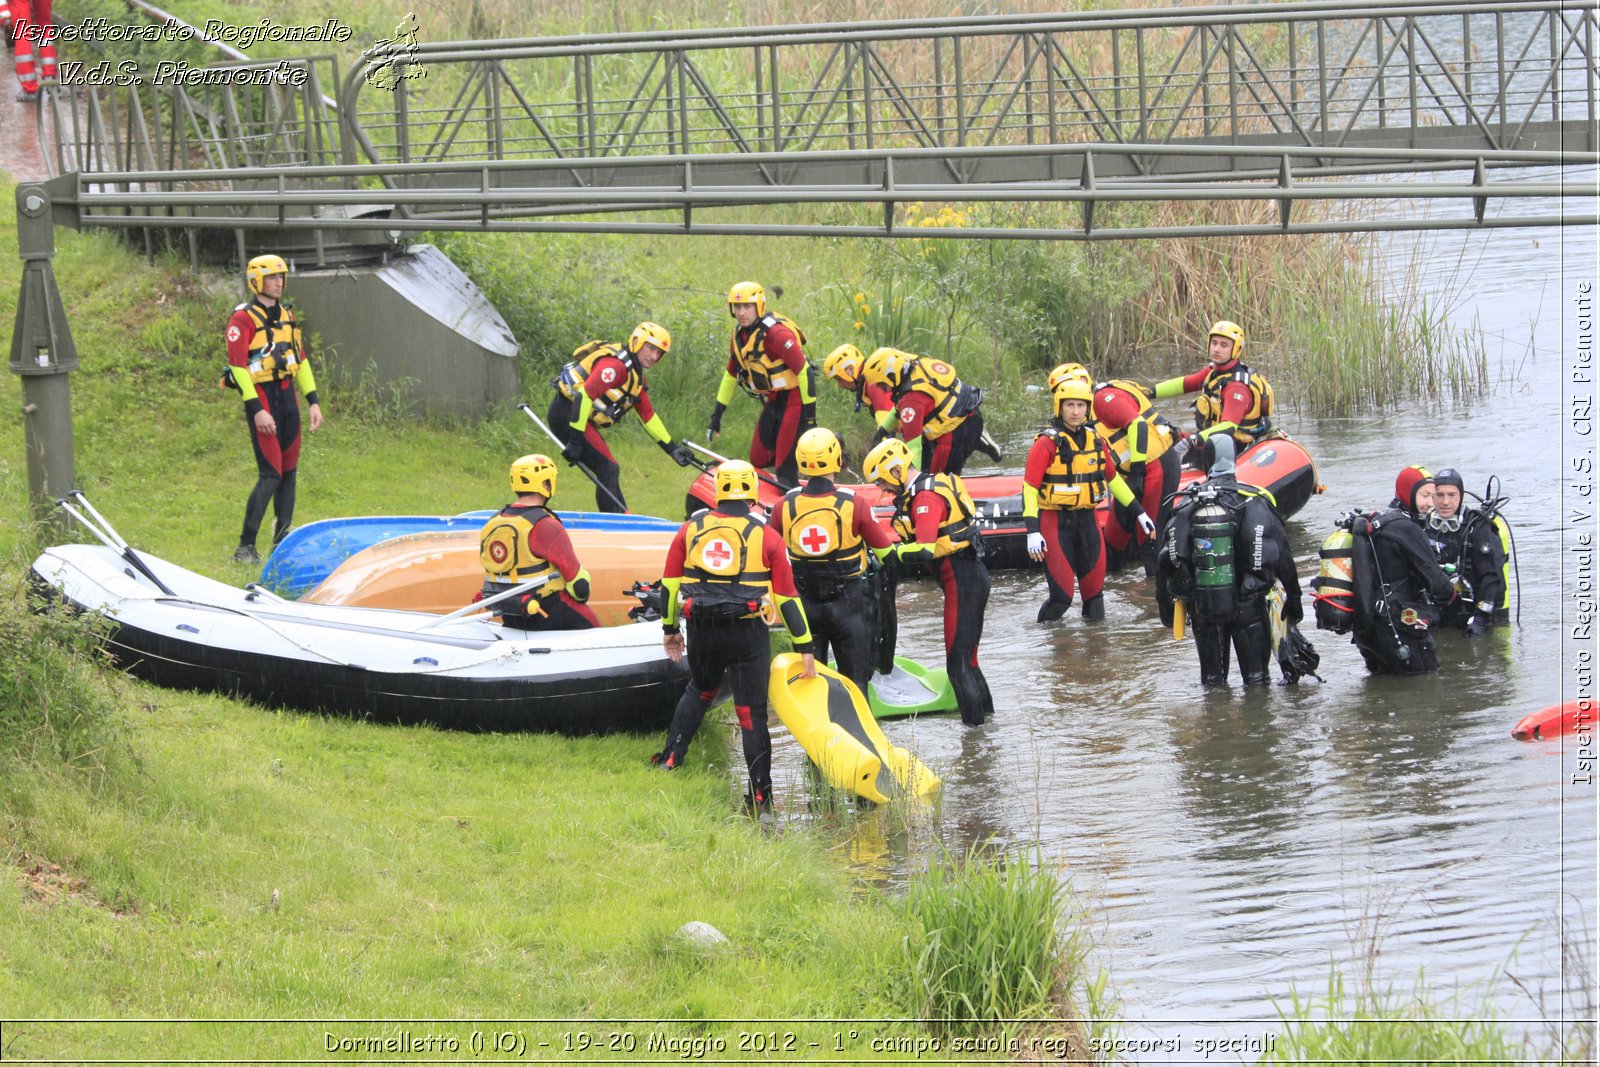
[799,524,831,555]
[489,541,508,564]
[702,538,734,569]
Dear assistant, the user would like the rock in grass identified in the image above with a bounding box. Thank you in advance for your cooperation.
[671,921,730,953]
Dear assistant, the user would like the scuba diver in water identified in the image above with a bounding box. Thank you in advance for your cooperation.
[1317,465,1457,675]
[1425,467,1510,635]
[1156,436,1303,687]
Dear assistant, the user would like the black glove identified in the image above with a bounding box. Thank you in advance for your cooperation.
[561,436,584,464]
[1466,614,1489,637]
[706,403,725,442]
[660,440,694,467]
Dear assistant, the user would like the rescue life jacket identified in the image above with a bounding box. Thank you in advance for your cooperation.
[681,509,772,617]
[779,486,867,588]
[1093,379,1177,468]
[553,341,646,427]
[478,505,567,595]
[236,301,305,384]
[1194,360,1274,441]
[1033,423,1106,510]
[894,357,983,440]
[1311,528,1357,633]
[731,314,809,396]
[892,472,980,558]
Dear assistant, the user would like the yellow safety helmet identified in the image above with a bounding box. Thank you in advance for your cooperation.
[727,280,767,317]
[1053,378,1094,415]
[1046,361,1091,392]
[510,453,558,498]
[862,437,915,489]
[627,320,672,356]
[796,427,843,477]
[1208,320,1245,360]
[823,343,865,387]
[861,347,914,391]
[714,459,760,503]
[246,254,289,294]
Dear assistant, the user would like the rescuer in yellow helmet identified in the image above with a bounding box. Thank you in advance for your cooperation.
[477,454,598,630]
[860,346,1000,474]
[1152,319,1275,461]
[706,281,817,489]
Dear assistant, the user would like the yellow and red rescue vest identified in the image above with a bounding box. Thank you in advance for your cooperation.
[554,341,646,427]
[779,487,867,582]
[1035,425,1107,510]
[1195,362,1274,440]
[1093,379,1177,469]
[478,505,567,594]
[730,314,808,396]
[682,509,772,613]
[236,302,305,384]
[895,357,980,439]
[892,472,979,557]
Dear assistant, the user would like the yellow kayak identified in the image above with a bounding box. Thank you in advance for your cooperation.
[768,653,941,804]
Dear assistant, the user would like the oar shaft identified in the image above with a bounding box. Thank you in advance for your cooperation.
[416,574,552,631]
[517,404,631,514]
[684,440,788,491]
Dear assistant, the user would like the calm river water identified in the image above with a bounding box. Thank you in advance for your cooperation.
[765,170,1598,1055]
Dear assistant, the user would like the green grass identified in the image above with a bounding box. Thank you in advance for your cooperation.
[1261,969,1548,1065]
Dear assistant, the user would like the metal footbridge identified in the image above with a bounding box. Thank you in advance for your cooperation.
[29,0,1600,241]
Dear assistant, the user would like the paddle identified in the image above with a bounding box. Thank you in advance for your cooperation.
[684,440,789,492]
[413,573,553,632]
[57,492,177,596]
[517,403,631,514]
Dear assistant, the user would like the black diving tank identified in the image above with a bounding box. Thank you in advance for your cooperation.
[1189,490,1237,620]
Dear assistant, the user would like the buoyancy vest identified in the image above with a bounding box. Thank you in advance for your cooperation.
[478,505,566,595]
[681,509,772,616]
[1194,361,1274,440]
[1035,424,1107,510]
[1093,379,1177,467]
[731,314,809,396]
[553,341,645,427]
[895,357,982,439]
[779,486,867,586]
[1311,528,1357,633]
[236,301,305,384]
[892,472,979,558]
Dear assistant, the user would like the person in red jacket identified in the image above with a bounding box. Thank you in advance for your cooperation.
[821,344,899,440]
[477,454,598,631]
[864,437,993,726]
[548,321,694,512]
[223,254,325,564]
[706,281,816,489]
[9,0,55,102]
[650,460,816,811]
[1154,320,1274,461]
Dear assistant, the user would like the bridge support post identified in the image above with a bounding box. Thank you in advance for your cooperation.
[9,177,80,529]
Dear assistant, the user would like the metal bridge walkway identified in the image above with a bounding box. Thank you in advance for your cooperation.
[34,0,1599,240]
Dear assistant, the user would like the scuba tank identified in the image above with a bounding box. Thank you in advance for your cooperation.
[1188,489,1237,621]
[1311,528,1357,634]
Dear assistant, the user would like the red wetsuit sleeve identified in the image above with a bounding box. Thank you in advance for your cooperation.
[1217,379,1256,427]
[582,354,629,400]
[1182,366,1211,391]
[632,389,656,422]
[911,488,950,544]
[528,516,584,582]
[897,391,935,440]
[761,321,808,375]
[226,308,256,367]
[1092,386,1141,428]
[762,525,801,597]
[854,499,898,549]
[1022,435,1055,491]
[662,525,690,579]
[864,382,896,414]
